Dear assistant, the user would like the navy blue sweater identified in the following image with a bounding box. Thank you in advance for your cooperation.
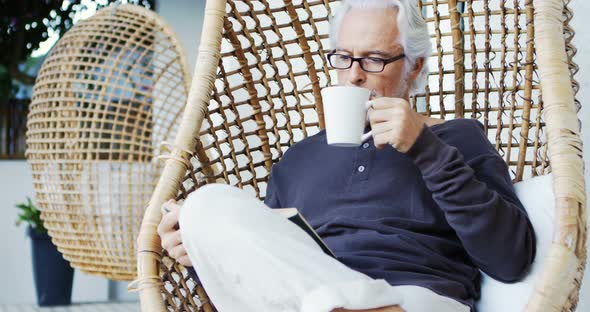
[264,119,536,311]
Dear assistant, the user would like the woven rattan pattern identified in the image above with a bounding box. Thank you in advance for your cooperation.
[148,1,584,311]
[26,4,189,281]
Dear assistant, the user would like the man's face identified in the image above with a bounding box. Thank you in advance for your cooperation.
[335,8,408,98]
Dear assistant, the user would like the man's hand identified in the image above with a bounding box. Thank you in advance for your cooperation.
[367,97,424,153]
[157,199,193,267]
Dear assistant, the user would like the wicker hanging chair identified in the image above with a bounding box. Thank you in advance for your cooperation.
[135,0,586,310]
[25,4,190,281]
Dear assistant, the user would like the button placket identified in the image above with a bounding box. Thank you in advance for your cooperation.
[355,143,372,181]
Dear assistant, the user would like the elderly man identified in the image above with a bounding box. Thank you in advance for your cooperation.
[157,0,536,311]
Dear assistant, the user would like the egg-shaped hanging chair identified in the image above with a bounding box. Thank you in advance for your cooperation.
[26,4,190,281]
[135,0,585,311]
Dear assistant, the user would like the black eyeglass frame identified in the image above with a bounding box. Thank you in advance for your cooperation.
[326,52,406,73]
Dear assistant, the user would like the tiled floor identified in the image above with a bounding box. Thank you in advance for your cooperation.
[0,303,139,312]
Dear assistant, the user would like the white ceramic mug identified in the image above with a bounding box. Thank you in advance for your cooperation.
[321,85,372,147]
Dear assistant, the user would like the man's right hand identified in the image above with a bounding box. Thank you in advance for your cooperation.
[157,199,193,267]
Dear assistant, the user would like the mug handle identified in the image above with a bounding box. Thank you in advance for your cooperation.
[361,131,372,142]
[361,99,374,142]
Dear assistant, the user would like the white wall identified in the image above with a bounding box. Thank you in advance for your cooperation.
[158,0,204,74]
[0,161,108,304]
[570,0,590,310]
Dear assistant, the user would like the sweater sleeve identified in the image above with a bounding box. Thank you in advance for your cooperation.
[406,125,536,282]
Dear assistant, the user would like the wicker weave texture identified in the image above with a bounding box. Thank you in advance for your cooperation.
[183,0,551,203]
[135,0,584,311]
[26,4,190,281]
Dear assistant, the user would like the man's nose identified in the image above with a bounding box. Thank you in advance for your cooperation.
[346,61,366,87]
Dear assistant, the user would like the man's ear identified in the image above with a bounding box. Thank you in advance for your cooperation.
[408,57,425,82]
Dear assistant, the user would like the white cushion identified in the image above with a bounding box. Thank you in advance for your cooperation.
[478,174,555,311]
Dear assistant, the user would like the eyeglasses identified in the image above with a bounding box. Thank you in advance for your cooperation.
[326,52,406,73]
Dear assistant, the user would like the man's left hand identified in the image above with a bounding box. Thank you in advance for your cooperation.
[367,97,424,153]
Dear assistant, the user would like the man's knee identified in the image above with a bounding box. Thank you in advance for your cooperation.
[179,183,258,236]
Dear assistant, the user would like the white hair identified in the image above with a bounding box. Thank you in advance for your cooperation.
[329,0,432,95]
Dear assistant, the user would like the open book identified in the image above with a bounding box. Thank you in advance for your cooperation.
[273,208,336,258]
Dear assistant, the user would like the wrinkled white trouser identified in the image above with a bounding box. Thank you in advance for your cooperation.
[179,184,470,312]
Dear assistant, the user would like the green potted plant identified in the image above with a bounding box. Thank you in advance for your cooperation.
[16,197,74,306]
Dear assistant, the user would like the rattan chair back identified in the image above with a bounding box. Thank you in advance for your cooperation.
[135,1,585,311]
